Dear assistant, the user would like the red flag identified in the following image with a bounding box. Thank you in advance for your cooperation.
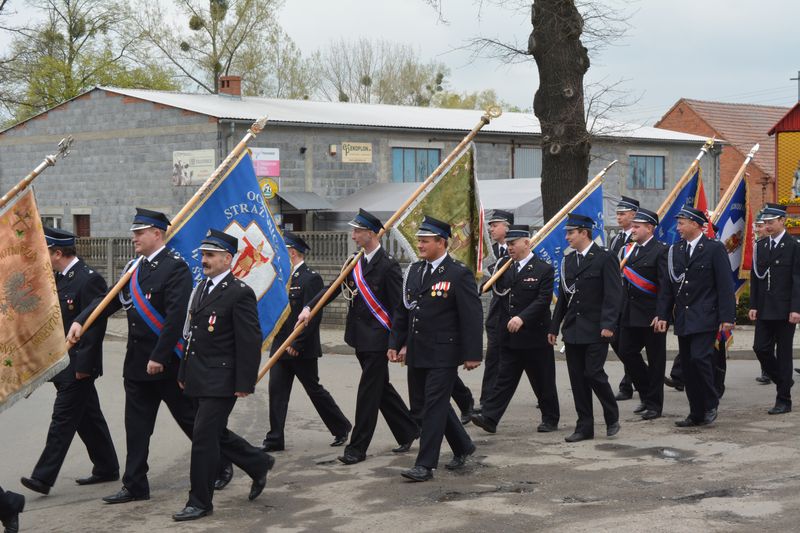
[695,179,716,239]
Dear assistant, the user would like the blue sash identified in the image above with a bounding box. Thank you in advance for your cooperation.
[130,266,185,359]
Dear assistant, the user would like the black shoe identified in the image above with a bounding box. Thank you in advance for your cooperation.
[640,410,661,420]
[261,441,285,452]
[615,391,633,401]
[606,422,620,437]
[768,402,792,415]
[664,376,685,392]
[76,473,119,486]
[537,422,558,433]
[214,462,234,491]
[795,368,800,375]
[675,416,699,428]
[460,399,475,425]
[2,513,20,533]
[755,373,772,384]
[401,465,433,482]
[700,408,718,426]
[445,444,476,470]
[20,477,50,496]
[565,432,593,443]
[470,413,497,434]
[248,454,275,502]
[338,452,366,465]
[633,403,647,414]
[330,429,350,447]
[0,491,23,533]
[172,506,211,521]
[103,486,149,504]
[392,441,413,453]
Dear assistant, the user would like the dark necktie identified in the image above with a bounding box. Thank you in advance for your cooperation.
[421,263,433,289]
[575,253,581,268]
[142,258,150,269]
[200,279,214,303]
[499,245,508,257]
[512,261,520,282]
[686,243,692,262]
[55,272,64,282]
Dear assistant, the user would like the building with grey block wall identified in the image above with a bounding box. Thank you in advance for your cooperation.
[0,86,716,237]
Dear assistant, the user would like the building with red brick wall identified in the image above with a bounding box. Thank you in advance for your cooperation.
[655,99,789,212]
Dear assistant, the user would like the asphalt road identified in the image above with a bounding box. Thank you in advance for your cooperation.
[2,337,800,532]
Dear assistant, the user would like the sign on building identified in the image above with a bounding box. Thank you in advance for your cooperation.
[341,142,373,163]
[172,149,216,186]
[251,147,281,177]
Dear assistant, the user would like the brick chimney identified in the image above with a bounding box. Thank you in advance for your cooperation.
[219,75,241,97]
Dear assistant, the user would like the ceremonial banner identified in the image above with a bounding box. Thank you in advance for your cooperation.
[168,151,292,350]
[655,168,703,245]
[535,181,605,298]
[0,188,67,412]
[713,177,753,297]
[392,144,490,278]
[695,178,716,239]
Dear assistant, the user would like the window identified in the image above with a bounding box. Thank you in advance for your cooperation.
[41,215,62,229]
[391,147,441,182]
[513,146,542,179]
[73,214,91,237]
[628,155,665,190]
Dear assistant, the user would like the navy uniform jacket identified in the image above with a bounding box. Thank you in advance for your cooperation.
[657,236,736,336]
[179,272,262,397]
[77,248,192,381]
[494,255,554,350]
[609,230,631,257]
[308,247,402,352]
[389,254,483,368]
[270,262,323,359]
[750,233,800,320]
[484,241,509,330]
[619,238,670,328]
[53,259,108,382]
[550,243,623,344]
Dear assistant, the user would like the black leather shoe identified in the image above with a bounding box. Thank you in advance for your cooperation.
[0,491,23,533]
[700,408,718,426]
[460,399,475,425]
[633,403,647,414]
[615,391,633,401]
[214,461,234,491]
[261,442,285,452]
[401,465,433,482]
[768,402,792,415]
[445,444,476,470]
[640,410,661,420]
[392,442,413,453]
[20,477,50,495]
[330,431,349,447]
[675,416,699,427]
[565,432,593,443]
[76,473,119,486]
[2,513,20,533]
[248,454,275,502]
[172,506,211,521]
[338,452,366,465]
[755,373,772,384]
[470,413,497,434]
[103,486,149,504]
[606,422,621,437]
[664,376,685,391]
[537,422,558,433]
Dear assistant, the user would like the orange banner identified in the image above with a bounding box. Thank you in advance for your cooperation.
[0,188,66,411]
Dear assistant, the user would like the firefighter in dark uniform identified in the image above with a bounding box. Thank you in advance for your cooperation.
[749,203,800,415]
[471,225,560,434]
[68,208,229,503]
[172,229,274,521]
[20,228,119,496]
[548,213,622,443]
[1,485,24,532]
[609,196,639,401]
[298,209,419,465]
[263,232,351,451]
[616,208,669,420]
[476,209,513,414]
[655,206,735,427]
[388,216,482,482]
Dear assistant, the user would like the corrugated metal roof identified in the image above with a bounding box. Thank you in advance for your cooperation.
[98,86,708,143]
[277,191,333,210]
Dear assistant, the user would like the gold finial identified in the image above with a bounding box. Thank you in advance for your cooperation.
[250,116,269,135]
[486,106,502,119]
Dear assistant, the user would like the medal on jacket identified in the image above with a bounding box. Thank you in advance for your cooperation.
[67,298,74,310]
[208,313,216,332]
[145,291,151,300]
[431,281,450,297]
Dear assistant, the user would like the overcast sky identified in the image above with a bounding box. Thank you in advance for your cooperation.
[2,0,798,126]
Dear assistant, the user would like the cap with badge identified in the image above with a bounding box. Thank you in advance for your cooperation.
[44,226,76,248]
[632,207,659,226]
[755,209,765,224]
[564,212,595,230]
[416,215,451,239]
[675,205,707,226]
[348,208,384,234]
[760,202,787,221]
[284,231,311,254]
[130,208,171,231]
[505,224,531,241]
[487,209,514,225]
[616,196,640,213]
[199,228,238,255]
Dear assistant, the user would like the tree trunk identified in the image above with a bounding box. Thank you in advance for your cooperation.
[529,0,591,221]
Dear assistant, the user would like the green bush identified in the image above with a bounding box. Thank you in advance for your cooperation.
[736,281,752,325]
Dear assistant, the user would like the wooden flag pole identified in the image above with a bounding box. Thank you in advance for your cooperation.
[0,137,73,209]
[256,106,503,383]
[711,143,758,226]
[69,118,269,347]
[481,159,618,293]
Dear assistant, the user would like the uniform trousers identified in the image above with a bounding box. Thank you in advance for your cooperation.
[617,327,667,413]
[481,346,559,426]
[265,358,350,447]
[753,319,797,404]
[564,343,619,435]
[187,397,269,511]
[407,366,473,469]
[672,342,727,398]
[479,323,501,407]
[30,378,118,487]
[451,377,474,414]
[345,351,418,458]
[611,333,635,396]
[677,331,720,420]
